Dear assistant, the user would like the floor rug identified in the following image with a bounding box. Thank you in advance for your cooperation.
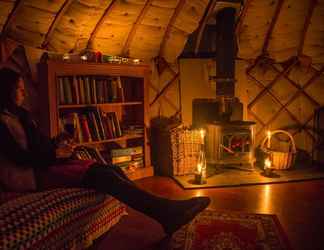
[169,210,292,250]
[173,166,324,189]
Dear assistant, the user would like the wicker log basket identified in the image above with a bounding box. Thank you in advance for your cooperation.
[260,130,297,170]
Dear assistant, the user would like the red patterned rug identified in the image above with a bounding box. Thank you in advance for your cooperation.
[169,210,292,250]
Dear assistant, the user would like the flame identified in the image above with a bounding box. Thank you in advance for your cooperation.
[197,163,202,173]
[200,129,205,139]
[264,158,272,169]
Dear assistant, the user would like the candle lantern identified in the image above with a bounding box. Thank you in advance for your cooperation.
[194,129,207,184]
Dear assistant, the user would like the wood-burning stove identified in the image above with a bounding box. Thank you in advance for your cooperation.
[192,7,256,169]
[205,121,255,168]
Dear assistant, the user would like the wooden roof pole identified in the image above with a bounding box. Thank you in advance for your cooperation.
[150,72,179,107]
[261,0,284,56]
[235,0,252,36]
[41,0,74,49]
[86,0,117,50]
[158,0,186,58]
[194,0,218,55]
[297,0,317,56]
[1,0,23,37]
[121,0,153,57]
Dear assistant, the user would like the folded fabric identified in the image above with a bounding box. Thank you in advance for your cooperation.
[36,159,95,190]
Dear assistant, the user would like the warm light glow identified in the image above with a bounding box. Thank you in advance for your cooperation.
[133,59,140,64]
[261,185,272,213]
[80,55,87,60]
[200,129,205,140]
[197,163,202,174]
[63,54,70,60]
[264,158,272,169]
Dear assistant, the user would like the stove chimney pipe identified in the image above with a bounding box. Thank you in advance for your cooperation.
[215,7,237,98]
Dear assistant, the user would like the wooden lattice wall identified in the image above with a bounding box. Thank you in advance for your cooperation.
[242,59,324,153]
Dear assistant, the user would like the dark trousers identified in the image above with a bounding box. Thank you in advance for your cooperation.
[81,164,169,221]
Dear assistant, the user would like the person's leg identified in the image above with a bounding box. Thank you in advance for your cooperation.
[82,164,210,235]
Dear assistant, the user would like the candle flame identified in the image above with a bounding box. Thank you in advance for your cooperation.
[200,129,205,139]
[264,158,271,169]
[197,163,202,173]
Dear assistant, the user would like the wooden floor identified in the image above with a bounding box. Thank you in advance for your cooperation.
[134,176,324,250]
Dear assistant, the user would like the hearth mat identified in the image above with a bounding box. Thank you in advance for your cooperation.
[172,165,324,189]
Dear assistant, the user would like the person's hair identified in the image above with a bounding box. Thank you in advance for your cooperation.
[0,67,21,111]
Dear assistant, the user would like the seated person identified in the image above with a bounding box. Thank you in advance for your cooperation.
[0,67,210,236]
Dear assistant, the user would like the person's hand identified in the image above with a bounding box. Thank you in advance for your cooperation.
[56,143,75,159]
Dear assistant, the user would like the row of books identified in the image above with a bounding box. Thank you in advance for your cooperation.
[110,146,144,171]
[57,76,124,105]
[60,109,123,143]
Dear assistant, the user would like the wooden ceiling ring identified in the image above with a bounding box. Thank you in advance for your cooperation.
[194,0,218,55]
[1,0,23,36]
[87,0,117,50]
[121,0,153,57]
[158,0,186,58]
[247,59,297,109]
[148,82,178,111]
[150,73,179,107]
[41,0,74,49]
[297,0,318,56]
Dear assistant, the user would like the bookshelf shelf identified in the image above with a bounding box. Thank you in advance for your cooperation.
[58,102,143,109]
[76,134,144,146]
[38,60,153,180]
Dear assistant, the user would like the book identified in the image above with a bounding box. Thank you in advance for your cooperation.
[111,146,143,157]
[79,114,92,142]
[84,76,91,104]
[63,77,73,104]
[72,76,80,104]
[112,155,132,164]
[78,76,86,104]
[57,77,65,105]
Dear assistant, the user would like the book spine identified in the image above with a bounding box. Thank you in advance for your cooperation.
[63,77,73,104]
[79,114,92,142]
[57,77,65,105]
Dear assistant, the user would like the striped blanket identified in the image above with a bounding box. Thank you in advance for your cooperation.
[0,188,127,249]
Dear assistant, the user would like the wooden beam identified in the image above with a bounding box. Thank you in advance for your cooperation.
[1,0,23,36]
[235,0,252,36]
[297,0,317,56]
[121,0,153,57]
[194,0,217,55]
[148,82,178,111]
[247,59,297,109]
[86,0,117,50]
[158,0,186,58]
[261,0,284,55]
[41,0,74,49]
[150,73,179,107]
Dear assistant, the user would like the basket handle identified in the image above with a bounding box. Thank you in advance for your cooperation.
[261,130,297,153]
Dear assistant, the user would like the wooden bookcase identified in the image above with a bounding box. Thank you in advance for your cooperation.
[38,60,153,180]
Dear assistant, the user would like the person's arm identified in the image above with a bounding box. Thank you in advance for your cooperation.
[0,122,39,168]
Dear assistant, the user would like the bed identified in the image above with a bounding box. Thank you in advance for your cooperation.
[0,188,127,249]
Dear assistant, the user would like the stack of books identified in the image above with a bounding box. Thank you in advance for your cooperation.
[110,146,144,172]
[73,146,107,164]
[57,76,124,105]
[59,109,122,143]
